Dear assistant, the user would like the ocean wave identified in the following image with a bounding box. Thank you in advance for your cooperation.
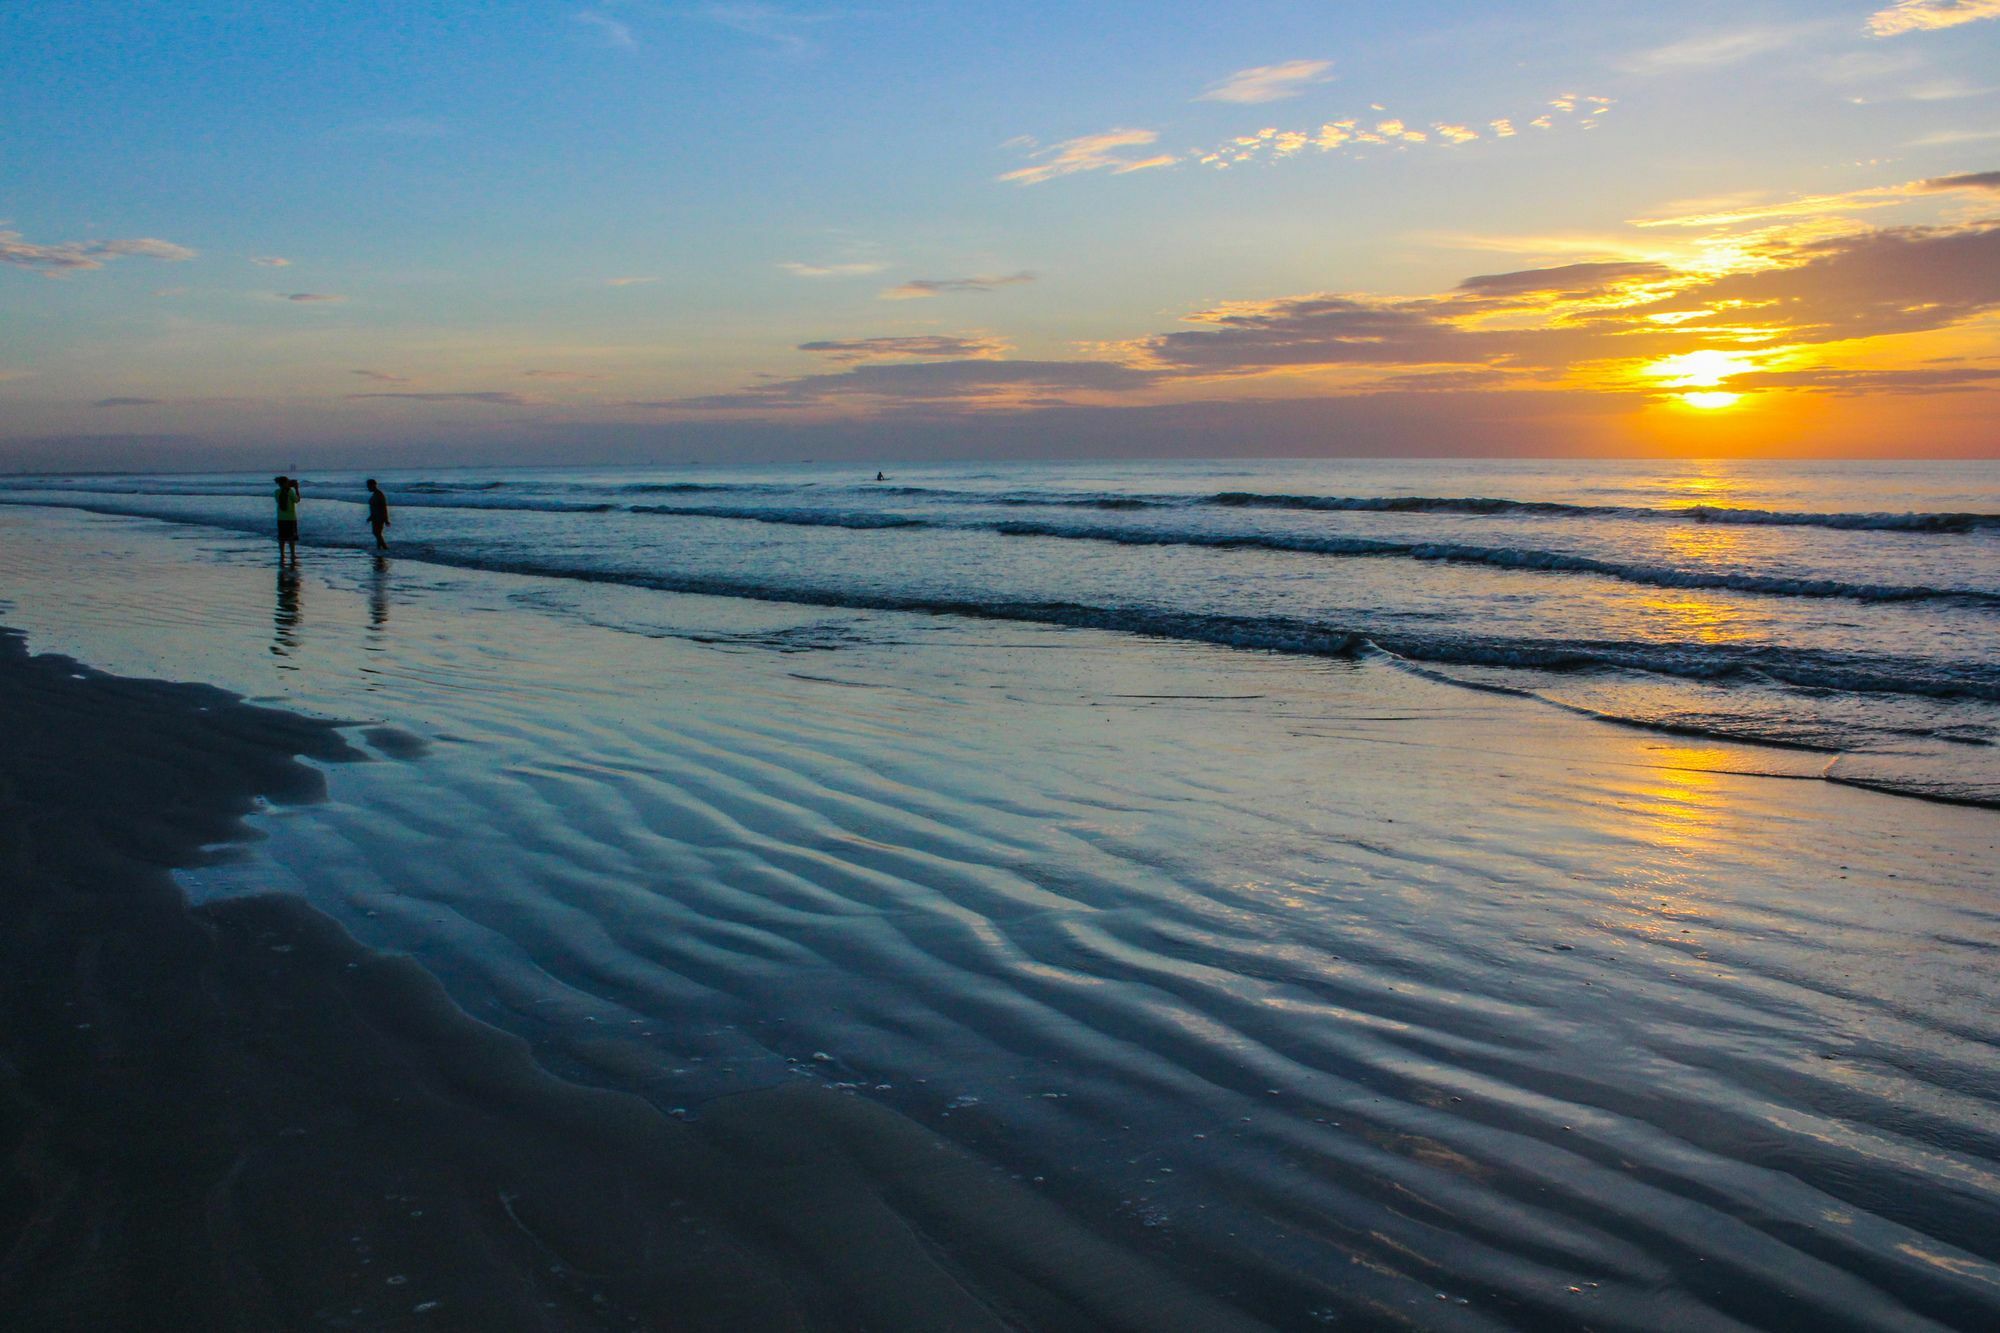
[7,496,1997,711]
[1822,768,2000,810]
[988,521,2000,606]
[1678,505,2000,532]
[1207,491,1599,517]
[400,480,511,494]
[0,479,610,513]
[677,482,2000,531]
[14,474,1998,534]
[632,504,931,529]
[618,481,800,495]
[1205,491,2000,531]
[386,496,617,514]
[451,565,2000,702]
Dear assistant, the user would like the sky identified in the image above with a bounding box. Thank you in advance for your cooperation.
[3,0,1999,469]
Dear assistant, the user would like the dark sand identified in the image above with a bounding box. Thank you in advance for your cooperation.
[0,628,1262,1331]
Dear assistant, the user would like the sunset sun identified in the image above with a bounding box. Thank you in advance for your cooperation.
[1679,390,1743,410]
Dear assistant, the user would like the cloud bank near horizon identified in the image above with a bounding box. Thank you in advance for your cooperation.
[6,2,2000,464]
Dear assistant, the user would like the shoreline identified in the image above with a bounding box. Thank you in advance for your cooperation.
[3,492,1992,811]
[3,500,1998,1330]
[0,628,1264,1331]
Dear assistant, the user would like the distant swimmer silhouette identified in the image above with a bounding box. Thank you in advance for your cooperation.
[875,471,886,481]
[274,475,302,562]
[366,478,391,550]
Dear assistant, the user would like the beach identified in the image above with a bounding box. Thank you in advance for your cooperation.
[2,469,1998,1330]
[0,585,1254,1332]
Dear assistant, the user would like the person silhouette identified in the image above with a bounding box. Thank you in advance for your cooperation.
[274,474,302,562]
[365,478,390,550]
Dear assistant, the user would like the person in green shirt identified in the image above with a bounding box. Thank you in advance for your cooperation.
[274,475,301,562]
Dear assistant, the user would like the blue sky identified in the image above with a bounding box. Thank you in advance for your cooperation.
[4,0,1999,466]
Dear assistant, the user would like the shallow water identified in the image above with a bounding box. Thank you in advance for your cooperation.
[3,502,1998,1330]
[5,457,1997,806]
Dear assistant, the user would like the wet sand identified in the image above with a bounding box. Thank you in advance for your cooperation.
[2,506,1999,1331]
[0,628,1260,1331]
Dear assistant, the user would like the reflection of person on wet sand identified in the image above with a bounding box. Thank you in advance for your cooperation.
[366,478,390,550]
[368,554,390,633]
[273,563,302,658]
[274,475,302,562]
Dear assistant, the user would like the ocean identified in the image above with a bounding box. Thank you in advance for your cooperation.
[2,457,1998,1328]
[6,457,1997,807]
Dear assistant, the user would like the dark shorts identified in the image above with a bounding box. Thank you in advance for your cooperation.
[277,519,299,542]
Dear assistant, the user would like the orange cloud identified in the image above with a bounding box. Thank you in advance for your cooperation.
[1869,0,2000,36]
[999,129,1176,184]
[1196,60,1334,104]
[1197,96,1606,167]
[644,198,2000,426]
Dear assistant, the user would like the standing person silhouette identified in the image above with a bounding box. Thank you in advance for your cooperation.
[274,474,301,562]
[365,478,390,550]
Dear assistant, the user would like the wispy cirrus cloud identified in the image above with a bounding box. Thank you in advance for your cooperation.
[352,369,412,383]
[698,3,830,56]
[519,368,609,380]
[1911,127,2000,145]
[998,129,1176,185]
[1634,167,2000,226]
[1196,60,1334,104]
[779,260,889,278]
[0,231,195,276]
[284,292,345,302]
[880,272,1035,300]
[1869,0,2000,36]
[605,275,660,287]
[634,359,1157,412]
[350,390,549,406]
[250,256,292,268]
[1620,26,1812,73]
[798,335,1009,362]
[574,10,637,48]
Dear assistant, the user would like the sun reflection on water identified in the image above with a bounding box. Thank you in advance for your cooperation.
[1635,588,1750,643]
